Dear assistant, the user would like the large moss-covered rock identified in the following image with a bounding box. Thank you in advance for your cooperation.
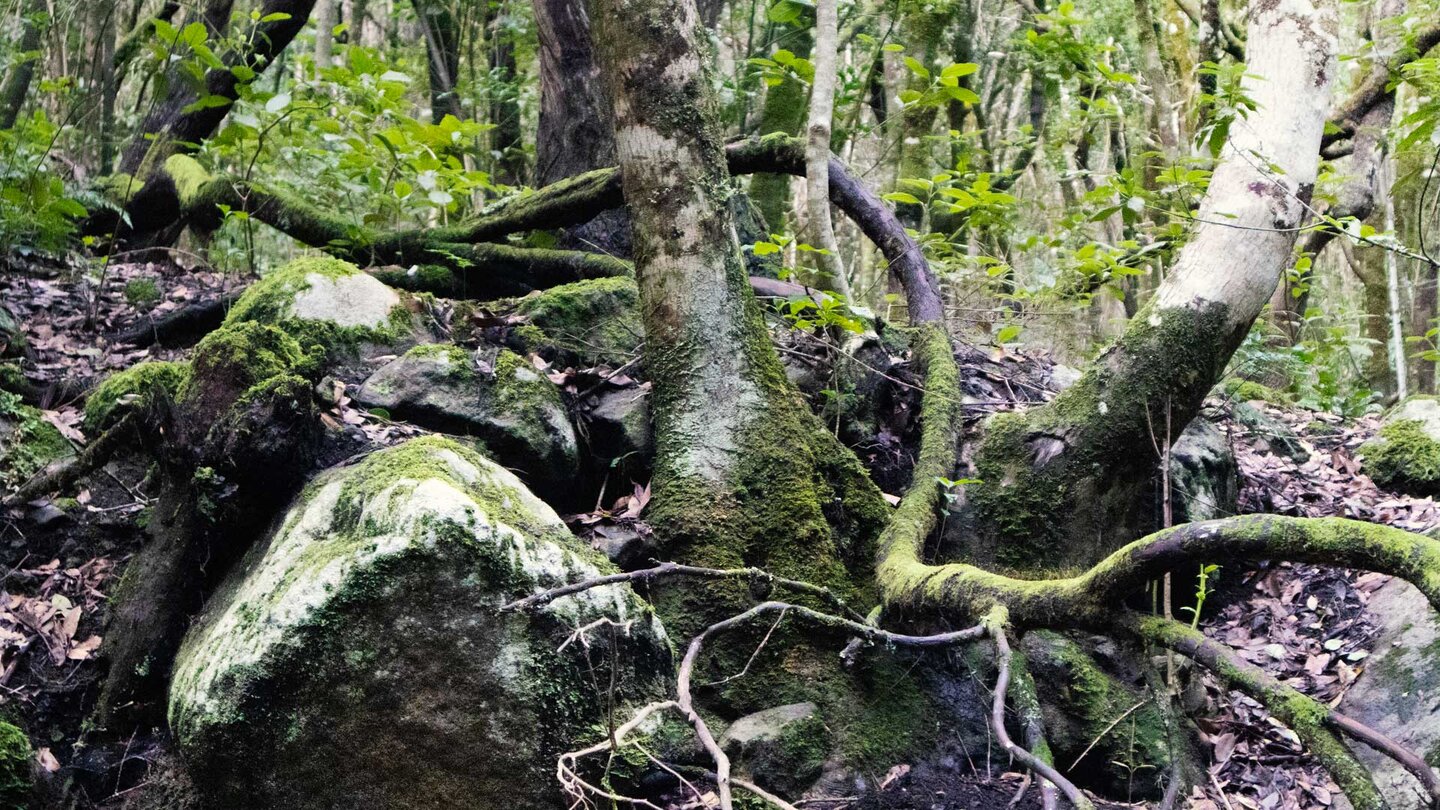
[224,256,419,351]
[0,392,72,494]
[0,720,31,808]
[1362,397,1440,495]
[515,277,642,366]
[168,436,671,810]
[353,345,579,497]
[1338,579,1440,807]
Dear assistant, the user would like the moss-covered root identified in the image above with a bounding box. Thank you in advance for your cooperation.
[1131,615,1389,810]
[874,324,961,606]
[878,514,1440,631]
[1005,640,1062,809]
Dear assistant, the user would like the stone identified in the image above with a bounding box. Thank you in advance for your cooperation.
[1362,396,1440,495]
[1338,578,1440,807]
[223,256,420,351]
[168,436,672,810]
[354,345,579,499]
[0,305,23,358]
[590,525,657,569]
[1169,415,1239,522]
[0,393,73,494]
[719,702,829,797]
[1232,401,1311,464]
[586,387,653,468]
[514,277,643,367]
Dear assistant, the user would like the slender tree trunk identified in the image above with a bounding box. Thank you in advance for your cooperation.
[414,0,462,124]
[0,0,48,130]
[967,0,1338,571]
[117,0,317,176]
[748,26,811,232]
[805,0,849,294]
[485,0,524,184]
[314,0,336,73]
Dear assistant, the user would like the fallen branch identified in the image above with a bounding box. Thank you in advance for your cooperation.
[2,414,138,508]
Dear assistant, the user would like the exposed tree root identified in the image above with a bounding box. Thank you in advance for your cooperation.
[2,413,138,508]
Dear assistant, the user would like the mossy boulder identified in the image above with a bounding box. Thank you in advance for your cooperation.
[353,345,579,499]
[719,703,830,796]
[0,392,73,494]
[1362,397,1440,495]
[1169,416,1238,522]
[83,361,189,433]
[515,277,642,366]
[1338,578,1440,807]
[224,256,421,352]
[168,436,672,810]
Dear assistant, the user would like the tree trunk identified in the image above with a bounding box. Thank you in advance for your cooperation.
[314,0,336,73]
[413,0,462,124]
[531,0,627,253]
[117,0,317,175]
[591,0,887,636]
[965,0,1338,571]
[0,0,48,130]
[485,2,524,184]
[804,0,848,294]
[748,25,811,233]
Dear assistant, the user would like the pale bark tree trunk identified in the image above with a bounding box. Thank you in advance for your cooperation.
[414,0,461,124]
[314,0,336,73]
[966,0,1338,570]
[1270,0,1404,341]
[805,0,849,295]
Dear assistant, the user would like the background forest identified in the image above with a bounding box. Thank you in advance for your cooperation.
[0,0,1439,809]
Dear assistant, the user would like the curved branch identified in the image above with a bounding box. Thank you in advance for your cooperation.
[1321,23,1440,154]
[1129,615,1413,810]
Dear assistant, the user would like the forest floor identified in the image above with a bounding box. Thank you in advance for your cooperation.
[0,258,1434,809]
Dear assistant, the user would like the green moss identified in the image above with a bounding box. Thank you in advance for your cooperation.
[84,361,190,432]
[0,364,25,396]
[1220,378,1289,405]
[515,277,642,365]
[0,391,72,492]
[164,154,213,208]
[492,349,563,414]
[1361,419,1440,495]
[0,721,30,808]
[183,322,317,405]
[223,256,413,352]
[969,301,1235,571]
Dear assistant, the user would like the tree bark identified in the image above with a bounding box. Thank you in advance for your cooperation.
[313,0,336,73]
[591,0,887,632]
[117,0,317,175]
[413,0,462,124]
[965,0,1338,571]
[748,25,811,232]
[0,0,48,130]
[804,0,849,294]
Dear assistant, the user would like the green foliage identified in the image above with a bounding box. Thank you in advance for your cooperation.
[0,110,88,253]
[1194,61,1258,157]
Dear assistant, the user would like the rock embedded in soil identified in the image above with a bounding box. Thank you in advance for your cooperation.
[167,436,672,810]
[1361,396,1440,496]
[353,344,579,499]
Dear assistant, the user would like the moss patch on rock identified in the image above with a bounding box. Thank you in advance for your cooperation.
[1362,419,1440,496]
[0,720,30,809]
[223,256,416,352]
[515,277,643,366]
[84,361,190,433]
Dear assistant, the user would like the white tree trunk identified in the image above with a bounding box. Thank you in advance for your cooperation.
[805,0,850,295]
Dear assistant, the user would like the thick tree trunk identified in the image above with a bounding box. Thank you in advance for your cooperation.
[0,0,48,130]
[532,0,627,252]
[591,0,886,640]
[965,0,1338,571]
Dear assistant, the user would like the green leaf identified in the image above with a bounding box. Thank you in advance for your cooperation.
[752,241,782,255]
[940,62,978,79]
[996,324,1021,344]
[265,92,291,113]
[903,57,930,79]
[882,191,922,205]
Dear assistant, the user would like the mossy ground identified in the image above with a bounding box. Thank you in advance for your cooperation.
[0,720,30,808]
[0,391,72,492]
